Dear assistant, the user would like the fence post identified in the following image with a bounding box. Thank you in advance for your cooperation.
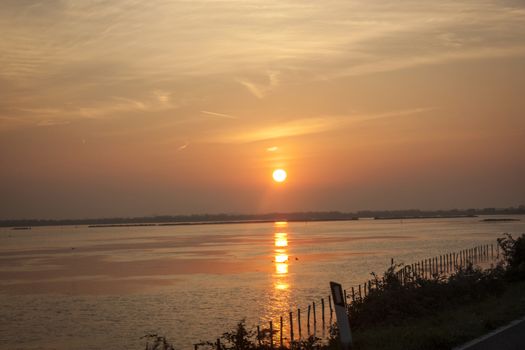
[307,305,311,333]
[257,326,261,347]
[281,316,284,348]
[270,321,273,349]
[298,308,301,338]
[289,312,293,344]
[313,301,317,328]
[321,298,325,327]
[216,338,221,350]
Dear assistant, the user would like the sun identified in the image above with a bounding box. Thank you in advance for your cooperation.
[272,169,287,183]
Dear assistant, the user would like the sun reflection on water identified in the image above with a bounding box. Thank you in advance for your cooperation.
[259,221,294,345]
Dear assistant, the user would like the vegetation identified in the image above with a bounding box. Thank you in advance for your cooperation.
[3,206,524,227]
[144,233,525,350]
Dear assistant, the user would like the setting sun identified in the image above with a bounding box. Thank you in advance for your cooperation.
[272,169,287,183]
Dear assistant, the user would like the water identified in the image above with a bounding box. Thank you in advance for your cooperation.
[1,216,524,350]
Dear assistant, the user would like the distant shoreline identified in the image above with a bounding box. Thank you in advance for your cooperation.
[1,207,524,228]
[88,215,479,228]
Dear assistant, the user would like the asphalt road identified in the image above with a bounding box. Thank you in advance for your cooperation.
[454,318,525,350]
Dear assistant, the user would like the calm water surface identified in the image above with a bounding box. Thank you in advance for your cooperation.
[1,216,524,349]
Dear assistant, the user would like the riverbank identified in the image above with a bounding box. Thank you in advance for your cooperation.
[351,281,525,350]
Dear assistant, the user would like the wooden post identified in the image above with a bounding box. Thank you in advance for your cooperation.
[216,338,221,350]
[358,284,362,300]
[270,321,273,349]
[313,301,317,326]
[328,295,333,317]
[321,298,325,326]
[257,326,261,347]
[363,283,367,297]
[288,312,293,344]
[351,287,355,302]
[491,243,494,259]
[440,255,442,273]
[307,305,311,333]
[194,344,198,350]
[298,308,302,338]
[281,316,284,348]
[344,289,347,307]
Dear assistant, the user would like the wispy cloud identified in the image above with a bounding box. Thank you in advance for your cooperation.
[238,71,280,99]
[214,108,435,144]
[1,0,524,131]
[329,46,525,79]
[200,110,238,119]
[177,142,189,151]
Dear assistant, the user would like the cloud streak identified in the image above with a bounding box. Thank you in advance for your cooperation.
[200,111,238,119]
[213,108,435,144]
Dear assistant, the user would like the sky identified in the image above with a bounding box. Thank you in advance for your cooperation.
[1,0,524,219]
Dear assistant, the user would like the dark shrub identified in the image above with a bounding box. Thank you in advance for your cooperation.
[498,233,525,280]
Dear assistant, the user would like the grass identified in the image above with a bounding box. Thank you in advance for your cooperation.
[351,280,525,350]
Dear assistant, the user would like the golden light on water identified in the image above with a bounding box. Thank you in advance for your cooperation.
[262,222,292,341]
[276,263,289,275]
[274,282,289,290]
[275,254,289,263]
[273,228,290,278]
[275,233,288,247]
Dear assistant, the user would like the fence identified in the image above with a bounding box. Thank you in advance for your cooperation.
[198,242,500,349]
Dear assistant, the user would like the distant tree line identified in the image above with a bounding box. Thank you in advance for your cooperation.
[1,206,523,228]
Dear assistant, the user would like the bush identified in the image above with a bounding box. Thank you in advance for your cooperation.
[497,233,525,280]
[347,261,506,329]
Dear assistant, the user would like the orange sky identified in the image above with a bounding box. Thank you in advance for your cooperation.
[1,1,524,219]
